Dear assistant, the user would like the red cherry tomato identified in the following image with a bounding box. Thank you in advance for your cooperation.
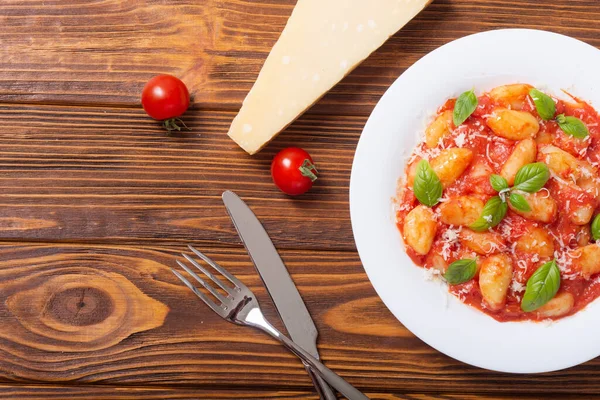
[271,147,318,196]
[141,74,190,130]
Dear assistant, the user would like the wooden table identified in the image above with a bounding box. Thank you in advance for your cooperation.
[1,1,600,398]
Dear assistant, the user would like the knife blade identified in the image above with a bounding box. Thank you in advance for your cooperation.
[222,190,335,400]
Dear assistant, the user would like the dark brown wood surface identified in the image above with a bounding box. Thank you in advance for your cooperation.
[2,0,600,398]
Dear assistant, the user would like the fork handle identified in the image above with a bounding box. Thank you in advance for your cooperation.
[256,325,369,400]
[304,363,336,400]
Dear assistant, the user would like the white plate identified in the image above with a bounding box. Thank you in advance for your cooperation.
[349,29,600,373]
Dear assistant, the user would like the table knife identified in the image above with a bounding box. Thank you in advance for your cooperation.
[222,190,336,400]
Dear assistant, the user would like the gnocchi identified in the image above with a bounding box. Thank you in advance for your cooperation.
[507,190,557,223]
[405,158,420,187]
[539,145,595,182]
[575,244,600,279]
[500,138,537,185]
[430,148,473,188]
[396,84,600,322]
[479,254,513,311]
[551,177,595,225]
[515,226,554,258]
[489,84,533,110]
[425,110,453,148]
[570,203,594,226]
[438,196,484,226]
[577,176,600,198]
[486,108,540,140]
[459,229,506,255]
[535,292,574,318]
[403,205,437,256]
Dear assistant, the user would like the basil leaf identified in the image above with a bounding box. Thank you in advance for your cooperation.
[509,192,531,212]
[490,174,509,192]
[469,196,507,232]
[453,90,478,126]
[444,258,477,285]
[521,260,561,312]
[591,214,600,241]
[413,159,443,207]
[556,114,589,139]
[513,162,550,193]
[529,88,556,121]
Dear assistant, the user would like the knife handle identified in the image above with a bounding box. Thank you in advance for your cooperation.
[305,363,336,400]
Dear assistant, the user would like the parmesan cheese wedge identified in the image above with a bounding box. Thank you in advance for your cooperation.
[228,0,433,154]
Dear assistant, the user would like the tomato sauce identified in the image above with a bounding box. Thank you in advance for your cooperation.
[396,84,600,322]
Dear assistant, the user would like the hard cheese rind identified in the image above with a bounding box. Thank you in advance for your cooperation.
[228,0,432,154]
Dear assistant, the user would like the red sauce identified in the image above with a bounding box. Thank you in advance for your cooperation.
[396,84,600,322]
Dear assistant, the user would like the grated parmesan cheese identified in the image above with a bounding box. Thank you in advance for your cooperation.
[511,280,525,293]
[454,132,466,148]
[410,145,441,162]
[526,95,535,110]
[440,225,462,260]
[501,223,512,237]
[485,141,500,168]
[423,267,442,281]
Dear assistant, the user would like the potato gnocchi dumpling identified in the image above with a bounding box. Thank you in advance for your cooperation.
[486,108,540,140]
[403,205,437,256]
[574,244,600,279]
[438,196,484,226]
[479,254,513,311]
[396,84,600,322]
[500,138,537,185]
[459,230,506,255]
[515,226,554,258]
[535,292,574,318]
[425,110,454,149]
[507,191,557,223]
[430,148,473,188]
[539,145,594,182]
[489,84,533,110]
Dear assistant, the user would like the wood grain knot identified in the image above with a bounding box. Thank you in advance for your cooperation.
[47,287,114,327]
[4,271,169,352]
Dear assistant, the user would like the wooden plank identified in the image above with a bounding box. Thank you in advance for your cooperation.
[0,385,317,400]
[0,243,381,390]
[2,243,600,394]
[0,384,593,400]
[0,103,359,250]
[2,0,600,114]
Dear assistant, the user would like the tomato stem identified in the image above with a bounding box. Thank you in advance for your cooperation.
[163,118,191,132]
[298,159,318,182]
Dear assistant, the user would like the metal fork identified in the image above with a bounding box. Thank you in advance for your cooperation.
[171,245,369,400]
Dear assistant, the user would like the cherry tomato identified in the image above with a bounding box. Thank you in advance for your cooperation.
[141,74,190,131]
[271,147,318,195]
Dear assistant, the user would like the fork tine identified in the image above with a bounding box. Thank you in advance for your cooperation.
[176,260,229,303]
[181,253,232,295]
[170,268,222,314]
[188,245,240,286]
